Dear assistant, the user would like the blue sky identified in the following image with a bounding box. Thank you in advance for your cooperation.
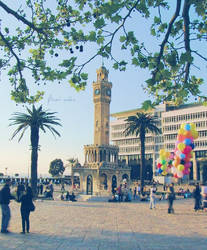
[0,1,206,176]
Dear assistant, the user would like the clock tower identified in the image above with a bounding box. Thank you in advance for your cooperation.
[93,66,112,145]
[71,66,131,196]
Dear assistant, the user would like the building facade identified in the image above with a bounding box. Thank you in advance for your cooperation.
[72,66,130,195]
[110,103,207,183]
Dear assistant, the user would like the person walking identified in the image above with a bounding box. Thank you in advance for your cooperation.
[167,183,175,214]
[149,184,157,209]
[193,183,201,211]
[19,186,34,234]
[0,179,15,233]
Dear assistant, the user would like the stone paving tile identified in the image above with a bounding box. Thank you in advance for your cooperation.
[0,197,207,249]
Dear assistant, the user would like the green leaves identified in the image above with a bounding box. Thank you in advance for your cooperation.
[0,0,206,105]
[180,52,194,64]
[94,17,105,29]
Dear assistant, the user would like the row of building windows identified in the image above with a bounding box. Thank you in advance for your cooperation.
[111,124,126,131]
[164,134,177,141]
[154,136,164,143]
[164,131,207,142]
[195,141,207,148]
[195,150,207,158]
[119,154,153,161]
[119,145,155,153]
[114,137,155,146]
[163,111,207,123]
[165,140,207,151]
[163,121,207,132]
[154,144,165,152]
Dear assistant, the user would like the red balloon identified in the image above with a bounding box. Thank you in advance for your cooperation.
[177,134,185,142]
[157,163,162,168]
[174,173,178,178]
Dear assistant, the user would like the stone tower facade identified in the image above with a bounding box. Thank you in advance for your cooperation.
[93,66,112,145]
[72,66,131,195]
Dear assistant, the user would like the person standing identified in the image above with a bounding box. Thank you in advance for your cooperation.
[137,184,141,196]
[193,183,201,211]
[133,187,137,200]
[117,184,123,202]
[40,183,43,195]
[0,179,15,233]
[49,182,54,199]
[19,186,34,234]
[149,184,157,209]
[167,183,175,214]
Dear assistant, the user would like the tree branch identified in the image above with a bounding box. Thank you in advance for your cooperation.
[152,0,181,81]
[182,0,191,83]
[192,50,207,61]
[0,1,45,34]
[75,0,140,75]
[0,31,23,87]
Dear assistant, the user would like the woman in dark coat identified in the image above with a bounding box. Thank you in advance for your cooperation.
[193,183,201,211]
[19,186,33,234]
[167,183,175,214]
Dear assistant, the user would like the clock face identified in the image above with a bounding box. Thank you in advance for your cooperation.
[106,89,111,96]
[94,88,100,95]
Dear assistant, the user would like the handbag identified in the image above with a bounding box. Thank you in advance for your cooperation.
[29,202,35,212]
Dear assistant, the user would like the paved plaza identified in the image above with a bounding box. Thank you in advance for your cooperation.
[0,195,206,250]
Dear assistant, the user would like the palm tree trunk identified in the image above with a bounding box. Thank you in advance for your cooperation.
[140,130,145,194]
[30,127,39,197]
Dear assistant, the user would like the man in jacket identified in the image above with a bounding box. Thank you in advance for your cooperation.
[0,179,15,233]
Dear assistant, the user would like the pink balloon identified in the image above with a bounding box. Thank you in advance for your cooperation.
[184,162,191,168]
[183,145,192,154]
[183,169,190,175]
[170,153,174,159]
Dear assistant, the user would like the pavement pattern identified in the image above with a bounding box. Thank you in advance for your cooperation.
[0,196,206,250]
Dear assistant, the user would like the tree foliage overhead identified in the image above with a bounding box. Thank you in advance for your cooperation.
[0,0,206,104]
[49,158,65,177]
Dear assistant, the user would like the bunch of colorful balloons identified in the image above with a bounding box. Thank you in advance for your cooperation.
[171,123,198,178]
[157,149,174,176]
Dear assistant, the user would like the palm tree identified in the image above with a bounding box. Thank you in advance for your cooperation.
[124,112,161,193]
[10,105,61,195]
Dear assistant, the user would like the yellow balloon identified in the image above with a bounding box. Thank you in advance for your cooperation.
[165,151,171,158]
[162,171,167,176]
[178,164,184,171]
[161,165,167,170]
[178,128,185,135]
[181,124,185,129]
[160,155,166,161]
[190,123,196,131]
[177,143,186,151]
[192,130,198,139]
[159,149,166,155]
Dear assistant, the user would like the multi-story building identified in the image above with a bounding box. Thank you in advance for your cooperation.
[110,102,207,183]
